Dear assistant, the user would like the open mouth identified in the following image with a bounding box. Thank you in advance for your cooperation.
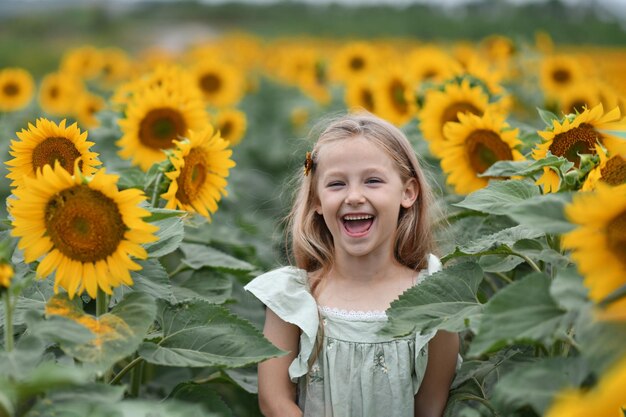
[342,214,374,236]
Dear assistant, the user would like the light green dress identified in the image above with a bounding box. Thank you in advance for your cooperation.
[244,254,442,417]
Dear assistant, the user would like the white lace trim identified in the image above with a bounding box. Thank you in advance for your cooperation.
[318,305,388,321]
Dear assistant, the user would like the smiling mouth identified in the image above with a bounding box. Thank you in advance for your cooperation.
[342,214,374,236]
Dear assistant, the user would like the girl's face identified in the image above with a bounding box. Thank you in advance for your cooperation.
[314,135,418,261]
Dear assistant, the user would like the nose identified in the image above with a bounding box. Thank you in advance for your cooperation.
[344,185,365,206]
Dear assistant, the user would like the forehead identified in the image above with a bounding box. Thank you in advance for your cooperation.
[315,135,397,173]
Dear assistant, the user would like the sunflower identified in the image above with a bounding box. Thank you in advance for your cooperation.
[540,55,585,95]
[0,67,35,112]
[554,82,602,115]
[582,145,626,191]
[161,126,236,219]
[545,354,626,417]
[533,104,626,193]
[441,112,524,195]
[406,46,461,87]
[38,72,83,116]
[9,163,158,299]
[6,118,100,189]
[214,108,247,146]
[75,93,106,128]
[99,47,133,88]
[329,42,378,83]
[345,77,377,114]
[419,79,497,157]
[60,46,104,80]
[562,183,626,304]
[117,85,209,171]
[0,263,13,288]
[191,60,245,108]
[372,66,417,127]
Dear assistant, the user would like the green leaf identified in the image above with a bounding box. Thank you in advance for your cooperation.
[575,305,626,373]
[537,107,560,127]
[170,382,234,417]
[478,255,523,273]
[145,207,187,223]
[479,155,574,178]
[505,192,575,234]
[469,273,566,357]
[456,225,544,255]
[116,167,146,191]
[146,216,185,258]
[23,310,94,347]
[491,357,589,415]
[180,243,255,272]
[454,180,540,215]
[114,259,173,303]
[138,299,284,368]
[382,261,484,336]
[24,399,215,417]
[46,292,157,372]
[172,268,233,304]
[550,265,588,311]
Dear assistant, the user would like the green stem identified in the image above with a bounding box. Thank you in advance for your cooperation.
[96,288,108,318]
[493,272,513,284]
[129,356,144,397]
[110,356,144,385]
[168,263,189,278]
[151,172,163,207]
[3,292,14,352]
[513,252,541,273]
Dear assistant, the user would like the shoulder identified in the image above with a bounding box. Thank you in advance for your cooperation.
[244,266,309,295]
[415,253,443,285]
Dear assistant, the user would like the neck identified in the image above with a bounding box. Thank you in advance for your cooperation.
[331,250,404,284]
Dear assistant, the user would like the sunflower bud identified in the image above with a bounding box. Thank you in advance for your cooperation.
[0,263,14,293]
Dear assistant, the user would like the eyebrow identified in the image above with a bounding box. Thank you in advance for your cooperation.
[321,167,388,178]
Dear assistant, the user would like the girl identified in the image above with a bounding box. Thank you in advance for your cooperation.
[245,113,459,417]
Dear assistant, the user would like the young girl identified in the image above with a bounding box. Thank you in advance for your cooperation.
[245,113,459,417]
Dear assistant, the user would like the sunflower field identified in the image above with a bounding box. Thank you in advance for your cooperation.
[1,1,626,416]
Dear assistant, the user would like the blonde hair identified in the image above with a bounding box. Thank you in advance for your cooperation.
[285,112,438,282]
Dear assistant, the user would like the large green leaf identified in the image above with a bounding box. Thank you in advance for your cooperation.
[23,399,217,417]
[381,262,484,336]
[575,305,626,373]
[454,180,540,215]
[180,243,255,272]
[491,357,589,415]
[138,299,284,368]
[468,273,566,356]
[505,192,575,234]
[550,265,588,311]
[170,382,234,417]
[46,292,157,372]
[171,268,233,304]
[113,258,173,303]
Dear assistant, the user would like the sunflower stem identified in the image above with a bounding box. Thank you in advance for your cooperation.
[129,354,144,397]
[151,172,163,207]
[512,252,542,273]
[110,356,143,385]
[96,288,108,318]
[3,292,14,352]
[493,272,513,284]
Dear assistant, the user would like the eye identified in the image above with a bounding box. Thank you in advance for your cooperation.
[326,181,345,188]
[366,177,383,184]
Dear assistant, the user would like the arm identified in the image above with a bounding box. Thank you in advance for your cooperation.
[414,330,460,417]
[258,307,303,417]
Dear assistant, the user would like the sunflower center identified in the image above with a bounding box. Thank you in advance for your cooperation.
[31,136,83,174]
[220,121,233,139]
[200,73,221,93]
[49,86,59,99]
[45,185,126,263]
[548,123,598,168]
[139,108,187,150]
[389,79,408,114]
[361,89,375,112]
[466,129,514,174]
[3,82,19,97]
[422,69,438,80]
[441,102,482,133]
[176,148,207,205]
[606,211,626,267]
[601,156,626,186]
[552,69,571,85]
[349,56,365,71]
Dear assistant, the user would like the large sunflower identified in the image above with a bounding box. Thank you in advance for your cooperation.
[441,112,524,195]
[419,79,497,157]
[540,54,584,95]
[6,118,100,189]
[191,60,244,108]
[9,163,158,299]
[533,104,626,193]
[554,82,601,116]
[582,145,626,191]
[117,85,209,171]
[329,42,378,83]
[0,67,35,112]
[38,72,83,116]
[214,108,247,146]
[161,126,235,219]
[562,183,626,304]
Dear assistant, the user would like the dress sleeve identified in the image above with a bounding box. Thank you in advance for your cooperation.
[244,266,319,382]
[413,253,442,392]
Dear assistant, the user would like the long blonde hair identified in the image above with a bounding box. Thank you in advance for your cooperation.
[285,112,438,283]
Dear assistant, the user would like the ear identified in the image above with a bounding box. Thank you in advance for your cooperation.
[401,178,419,209]
[314,199,323,215]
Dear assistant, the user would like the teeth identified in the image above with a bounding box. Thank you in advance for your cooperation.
[343,215,373,221]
